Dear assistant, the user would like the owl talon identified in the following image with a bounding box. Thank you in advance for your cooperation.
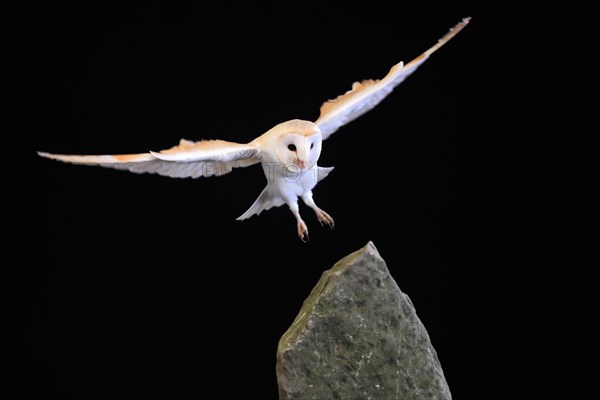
[297,220,309,242]
[315,209,334,229]
[299,231,309,242]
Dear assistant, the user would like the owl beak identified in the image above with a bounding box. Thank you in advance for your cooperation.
[296,159,305,170]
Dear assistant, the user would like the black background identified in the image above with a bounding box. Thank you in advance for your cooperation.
[26,2,483,398]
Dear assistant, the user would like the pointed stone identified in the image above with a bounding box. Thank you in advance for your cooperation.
[276,241,451,400]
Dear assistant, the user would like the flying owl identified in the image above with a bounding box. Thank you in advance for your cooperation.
[38,18,470,241]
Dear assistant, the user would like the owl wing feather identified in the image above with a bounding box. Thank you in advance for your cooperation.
[38,139,261,179]
[315,17,470,140]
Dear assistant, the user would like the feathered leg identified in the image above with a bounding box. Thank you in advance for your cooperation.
[302,191,334,228]
[287,199,309,242]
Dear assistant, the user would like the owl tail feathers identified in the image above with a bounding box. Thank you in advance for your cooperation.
[317,166,334,182]
[236,186,285,221]
[236,166,334,221]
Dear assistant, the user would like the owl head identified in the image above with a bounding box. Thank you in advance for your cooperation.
[272,119,322,172]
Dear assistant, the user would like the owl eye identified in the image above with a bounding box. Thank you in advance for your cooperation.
[310,143,314,150]
[288,144,296,151]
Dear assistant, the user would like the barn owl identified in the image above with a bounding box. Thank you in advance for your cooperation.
[38,18,470,241]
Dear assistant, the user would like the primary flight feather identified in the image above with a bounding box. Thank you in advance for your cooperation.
[38,18,470,241]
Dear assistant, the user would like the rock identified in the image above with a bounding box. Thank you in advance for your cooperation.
[276,241,451,400]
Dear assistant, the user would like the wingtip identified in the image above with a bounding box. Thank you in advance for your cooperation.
[37,151,51,158]
[452,17,471,29]
[419,16,471,58]
[449,16,471,33]
[451,17,471,33]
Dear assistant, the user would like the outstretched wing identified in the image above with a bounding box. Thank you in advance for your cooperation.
[315,17,470,140]
[38,139,261,178]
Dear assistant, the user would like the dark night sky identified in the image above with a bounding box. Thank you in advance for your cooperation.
[25,2,487,398]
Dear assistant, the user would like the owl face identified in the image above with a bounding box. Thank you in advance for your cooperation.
[276,132,322,172]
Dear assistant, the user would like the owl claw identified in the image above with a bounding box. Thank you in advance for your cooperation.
[315,209,335,229]
[297,220,309,242]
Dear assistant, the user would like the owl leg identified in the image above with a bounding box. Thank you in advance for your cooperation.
[287,200,309,242]
[301,192,334,229]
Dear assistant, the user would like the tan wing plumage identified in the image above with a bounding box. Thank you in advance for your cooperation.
[315,17,470,140]
[38,139,261,178]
